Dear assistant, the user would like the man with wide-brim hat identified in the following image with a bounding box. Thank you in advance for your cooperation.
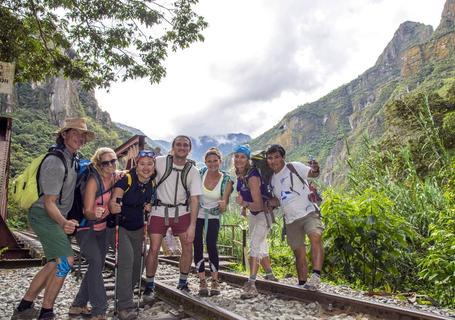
[13,117,95,320]
[55,117,95,142]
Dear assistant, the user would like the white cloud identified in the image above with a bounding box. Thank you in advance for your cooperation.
[95,0,446,140]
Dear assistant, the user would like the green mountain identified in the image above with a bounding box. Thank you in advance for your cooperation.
[0,78,132,178]
[251,0,455,186]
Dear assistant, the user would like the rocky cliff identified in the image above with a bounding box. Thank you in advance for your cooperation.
[251,0,455,186]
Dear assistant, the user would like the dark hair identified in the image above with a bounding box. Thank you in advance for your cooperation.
[265,144,286,157]
[205,147,222,160]
[172,135,192,150]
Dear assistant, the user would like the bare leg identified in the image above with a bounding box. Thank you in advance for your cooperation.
[41,256,74,309]
[308,232,323,271]
[260,256,272,272]
[145,233,164,277]
[293,246,308,281]
[23,262,57,301]
[178,233,193,274]
[249,256,260,277]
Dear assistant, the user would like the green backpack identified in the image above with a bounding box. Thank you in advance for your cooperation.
[12,147,68,209]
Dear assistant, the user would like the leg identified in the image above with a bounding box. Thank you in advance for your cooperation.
[293,246,308,282]
[83,230,109,316]
[145,233,164,279]
[193,218,205,277]
[42,255,75,308]
[117,228,135,311]
[131,227,144,289]
[206,219,220,279]
[308,232,324,271]
[22,262,57,301]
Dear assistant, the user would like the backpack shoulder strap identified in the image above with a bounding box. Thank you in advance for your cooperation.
[180,160,194,193]
[156,155,174,187]
[37,149,68,204]
[220,170,232,197]
[124,171,133,194]
[286,163,308,190]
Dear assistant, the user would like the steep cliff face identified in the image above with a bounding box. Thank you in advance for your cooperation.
[251,0,455,186]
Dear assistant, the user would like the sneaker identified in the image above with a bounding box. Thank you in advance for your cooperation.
[264,274,279,282]
[68,305,91,316]
[142,286,155,304]
[210,278,221,296]
[11,306,39,320]
[177,282,190,292]
[198,279,209,296]
[118,309,137,320]
[240,281,258,299]
[303,273,320,291]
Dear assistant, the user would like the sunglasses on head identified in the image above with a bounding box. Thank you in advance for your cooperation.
[137,150,156,158]
[101,159,117,167]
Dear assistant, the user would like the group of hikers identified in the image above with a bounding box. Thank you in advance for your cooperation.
[12,117,324,320]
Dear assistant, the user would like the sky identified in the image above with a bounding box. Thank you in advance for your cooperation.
[95,0,446,141]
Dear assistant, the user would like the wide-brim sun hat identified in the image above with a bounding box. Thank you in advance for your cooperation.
[55,118,95,142]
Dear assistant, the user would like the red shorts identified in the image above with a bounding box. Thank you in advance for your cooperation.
[148,213,191,235]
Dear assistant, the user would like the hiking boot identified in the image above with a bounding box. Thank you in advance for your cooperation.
[303,273,321,291]
[118,309,137,320]
[240,281,258,299]
[38,311,56,320]
[142,286,155,304]
[198,279,209,296]
[177,282,190,292]
[68,305,91,317]
[264,274,279,282]
[210,278,221,296]
[11,306,39,320]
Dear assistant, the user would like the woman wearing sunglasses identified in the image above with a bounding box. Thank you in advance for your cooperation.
[69,147,120,320]
[108,150,156,320]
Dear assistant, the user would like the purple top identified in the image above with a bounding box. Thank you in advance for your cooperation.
[236,167,270,214]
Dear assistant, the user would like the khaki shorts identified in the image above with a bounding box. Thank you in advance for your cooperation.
[28,206,73,260]
[286,211,324,250]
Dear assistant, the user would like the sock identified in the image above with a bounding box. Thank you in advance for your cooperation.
[312,270,321,276]
[17,299,33,312]
[178,272,189,285]
[38,308,53,318]
[298,280,306,285]
[248,274,257,282]
[265,268,273,276]
[145,276,155,289]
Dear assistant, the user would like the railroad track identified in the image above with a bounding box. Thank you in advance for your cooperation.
[12,231,453,320]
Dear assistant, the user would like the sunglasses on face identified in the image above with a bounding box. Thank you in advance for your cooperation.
[137,150,156,158]
[101,159,117,167]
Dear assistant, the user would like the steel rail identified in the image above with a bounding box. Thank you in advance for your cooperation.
[157,257,451,320]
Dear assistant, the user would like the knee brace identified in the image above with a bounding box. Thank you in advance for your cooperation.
[56,256,72,278]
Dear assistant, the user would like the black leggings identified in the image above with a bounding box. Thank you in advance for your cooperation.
[193,218,220,273]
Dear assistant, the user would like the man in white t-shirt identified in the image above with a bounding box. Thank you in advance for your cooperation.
[143,135,202,301]
[266,144,324,291]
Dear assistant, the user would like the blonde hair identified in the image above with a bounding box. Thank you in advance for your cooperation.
[91,147,116,173]
[205,147,222,160]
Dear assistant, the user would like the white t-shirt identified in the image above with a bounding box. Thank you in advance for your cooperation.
[151,156,202,218]
[270,161,316,224]
[198,171,222,219]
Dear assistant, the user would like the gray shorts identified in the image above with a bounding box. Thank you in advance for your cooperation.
[286,211,324,250]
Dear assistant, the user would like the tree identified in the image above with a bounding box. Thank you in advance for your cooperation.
[0,0,207,89]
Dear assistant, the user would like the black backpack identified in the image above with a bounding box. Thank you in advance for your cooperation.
[66,160,106,227]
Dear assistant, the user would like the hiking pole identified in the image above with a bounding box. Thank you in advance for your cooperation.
[137,204,150,312]
[114,198,121,319]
